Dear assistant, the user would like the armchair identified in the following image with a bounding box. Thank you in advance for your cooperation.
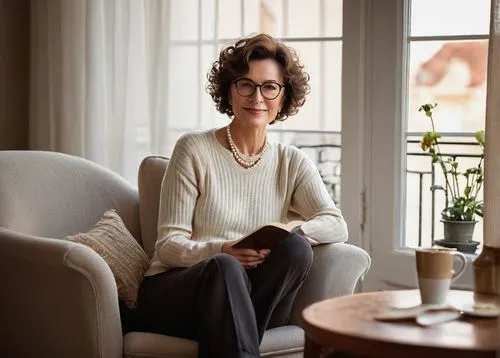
[0,150,371,358]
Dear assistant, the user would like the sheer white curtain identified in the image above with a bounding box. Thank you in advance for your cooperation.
[484,0,500,247]
[30,0,171,184]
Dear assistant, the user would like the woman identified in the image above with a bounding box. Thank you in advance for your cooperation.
[133,33,348,358]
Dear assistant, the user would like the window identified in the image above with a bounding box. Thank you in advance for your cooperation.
[405,0,489,250]
[365,0,490,291]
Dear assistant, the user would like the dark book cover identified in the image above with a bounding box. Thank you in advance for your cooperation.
[232,224,291,250]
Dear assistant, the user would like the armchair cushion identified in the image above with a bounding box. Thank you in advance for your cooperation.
[123,325,304,358]
[66,209,149,308]
[138,155,170,259]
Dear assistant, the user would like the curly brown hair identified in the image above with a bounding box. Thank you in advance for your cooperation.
[206,33,310,123]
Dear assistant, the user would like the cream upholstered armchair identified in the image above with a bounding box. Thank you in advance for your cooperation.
[0,150,371,358]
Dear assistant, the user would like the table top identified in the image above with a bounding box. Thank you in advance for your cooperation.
[302,290,499,358]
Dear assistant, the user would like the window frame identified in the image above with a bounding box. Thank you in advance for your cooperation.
[360,0,488,290]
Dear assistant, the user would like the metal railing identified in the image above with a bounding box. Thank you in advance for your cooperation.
[406,136,483,246]
[296,143,342,206]
[293,133,483,248]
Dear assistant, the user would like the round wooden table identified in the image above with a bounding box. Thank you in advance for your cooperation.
[302,290,499,358]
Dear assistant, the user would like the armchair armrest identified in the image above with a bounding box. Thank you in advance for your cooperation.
[0,227,123,358]
[290,242,371,325]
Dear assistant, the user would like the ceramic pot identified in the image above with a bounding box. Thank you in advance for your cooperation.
[441,219,477,243]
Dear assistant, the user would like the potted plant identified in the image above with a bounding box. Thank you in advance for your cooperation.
[419,103,485,245]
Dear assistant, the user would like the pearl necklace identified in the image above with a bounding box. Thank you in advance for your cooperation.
[226,125,268,169]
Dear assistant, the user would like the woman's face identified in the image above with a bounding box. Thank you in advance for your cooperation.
[230,59,285,129]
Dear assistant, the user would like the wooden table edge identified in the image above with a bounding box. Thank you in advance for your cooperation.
[301,318,496,358]
[301,290,499,358]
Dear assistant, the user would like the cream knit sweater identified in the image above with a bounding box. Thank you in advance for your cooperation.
[145,129,348,276]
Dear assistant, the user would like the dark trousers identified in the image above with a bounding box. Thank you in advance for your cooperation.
[124,232,313,358]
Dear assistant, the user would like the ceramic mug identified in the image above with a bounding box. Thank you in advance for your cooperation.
[415,247,467,305]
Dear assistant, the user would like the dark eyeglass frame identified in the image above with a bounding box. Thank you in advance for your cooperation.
[232,78,285,100]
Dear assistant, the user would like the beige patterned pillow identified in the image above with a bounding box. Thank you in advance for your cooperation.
[65,210,149,308]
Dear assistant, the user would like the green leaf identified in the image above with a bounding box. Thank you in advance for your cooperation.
[466,167,481,175]
[475,130,485,146]
[430,185,445,192]
[418,103,438,114]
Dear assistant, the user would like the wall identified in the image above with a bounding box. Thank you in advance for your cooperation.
[0,0,30,150]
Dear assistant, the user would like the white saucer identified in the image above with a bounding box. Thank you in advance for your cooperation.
[375,304,448,321]
[459,303,500,318]
[416,310,461,326]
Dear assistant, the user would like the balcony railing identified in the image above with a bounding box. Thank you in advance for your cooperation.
[406,134,484,248]
[296,143,342,206]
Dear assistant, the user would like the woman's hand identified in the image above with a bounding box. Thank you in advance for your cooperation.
[222,242,271,269]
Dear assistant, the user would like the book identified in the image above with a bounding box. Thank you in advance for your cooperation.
[232,221,307,250]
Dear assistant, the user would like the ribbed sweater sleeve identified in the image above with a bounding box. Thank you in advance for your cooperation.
[289,150,348,243]
[154,135,226,268]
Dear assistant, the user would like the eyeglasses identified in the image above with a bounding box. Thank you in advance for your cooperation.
[233,78,285,100]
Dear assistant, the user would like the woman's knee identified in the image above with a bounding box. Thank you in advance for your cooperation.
[208,253,242,269]
[204,253,249,286]
[276,233,313,268]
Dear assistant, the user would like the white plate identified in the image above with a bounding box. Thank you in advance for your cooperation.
[416,310,461,326]
[459,303,500,318]
[375,304,449,321]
